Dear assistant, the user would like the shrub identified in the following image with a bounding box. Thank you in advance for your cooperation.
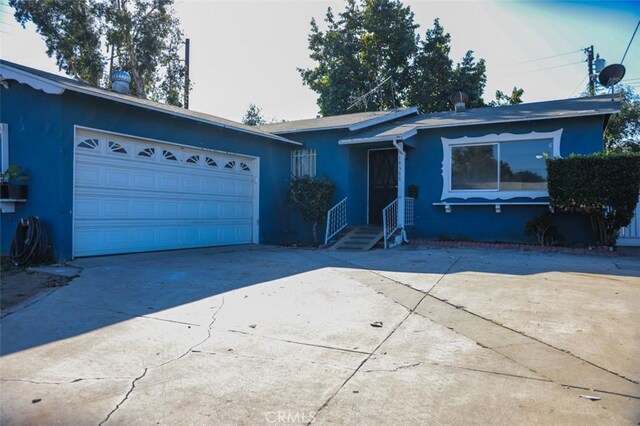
[546,152,640,246]
[524,211,562,246]
[288,176,336,246]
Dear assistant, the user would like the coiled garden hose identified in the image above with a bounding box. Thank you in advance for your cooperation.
[10,216,49,265]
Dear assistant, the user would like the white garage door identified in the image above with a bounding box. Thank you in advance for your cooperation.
[73,129,259,257]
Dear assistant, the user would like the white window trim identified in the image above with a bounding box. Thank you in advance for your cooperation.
[440,129,562,201]
[1,123,8,173]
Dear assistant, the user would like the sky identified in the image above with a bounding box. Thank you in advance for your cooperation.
[1,0,639,123]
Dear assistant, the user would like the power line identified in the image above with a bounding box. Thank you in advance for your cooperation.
[569,75,588,97]
[521,60,585,75]
[621,20,639,65]
[506,49,583,67]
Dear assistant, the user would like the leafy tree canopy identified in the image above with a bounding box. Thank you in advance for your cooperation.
[604,87,640,153]
[488,87,525,107]
[10,0,189,106]
[242,104,266,126]
[299,1,490,116]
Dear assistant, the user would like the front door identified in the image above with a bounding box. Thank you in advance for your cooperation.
[368,148,398,225]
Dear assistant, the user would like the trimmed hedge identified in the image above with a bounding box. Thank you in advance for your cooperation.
[546,153,640,246]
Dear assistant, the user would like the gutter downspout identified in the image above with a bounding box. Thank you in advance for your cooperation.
[393,138,408,243]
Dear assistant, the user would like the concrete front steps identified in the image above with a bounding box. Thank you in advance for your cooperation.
[329,226,384,251]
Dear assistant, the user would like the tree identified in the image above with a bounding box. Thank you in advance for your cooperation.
[242,104,266,126]
[288,176,336,245]
[407,18,453,112]
[488,87,524,107]
[300,3,488,116]
[451,50,487,109]
[10,0,189,106]
[299,0,418,116]
[604,87,640,153]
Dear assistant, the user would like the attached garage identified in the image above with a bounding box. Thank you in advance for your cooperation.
[73,128,259,257]
[1,60,300,260]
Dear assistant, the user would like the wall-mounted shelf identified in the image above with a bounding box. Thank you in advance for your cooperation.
[0,199,27,213]
[433,201,550,214]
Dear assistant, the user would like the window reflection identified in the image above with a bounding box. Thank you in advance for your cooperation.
[450,139,552,192]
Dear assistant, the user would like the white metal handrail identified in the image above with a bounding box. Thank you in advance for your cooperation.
[383,197,415,249]
[325,197,348,245]
[382,198,399,249]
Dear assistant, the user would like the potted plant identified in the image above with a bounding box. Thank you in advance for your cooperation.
[1,164,29,200]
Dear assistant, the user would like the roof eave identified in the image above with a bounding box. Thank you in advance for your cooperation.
[0,63,301,146]
[0,64,66,95]
[266,106,419,135]
[338,128,417,145]
[347,107,419,131]
[414,109,621,131]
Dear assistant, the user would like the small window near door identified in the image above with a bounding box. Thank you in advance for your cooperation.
[291,149,316,177]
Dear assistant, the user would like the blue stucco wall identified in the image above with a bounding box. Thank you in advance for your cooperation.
[276,129,369,243]
[1,82,293,259]
[404,117,605,245]
[283,115,606,246]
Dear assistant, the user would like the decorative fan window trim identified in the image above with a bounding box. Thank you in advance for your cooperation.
[138,147,155,158]
[162,149,178,161]
[240,162,251,172]
[78,138,100,150]
[108,141,127,154]
[206,157,218,167]
[225,160,236,169]
[186,155,200,164]
[440,129,562,201]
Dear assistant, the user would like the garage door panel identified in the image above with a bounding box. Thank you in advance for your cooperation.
[74,222,253,257]
[104,168,131,187]
[75,196,253,220]
[74,130,258,257]
[76,162,253,196]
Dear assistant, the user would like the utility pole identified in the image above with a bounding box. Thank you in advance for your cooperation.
[184,38,190,109]
[585,45,595,96]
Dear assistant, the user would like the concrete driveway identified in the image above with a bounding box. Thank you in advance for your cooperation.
[1,245,639,425]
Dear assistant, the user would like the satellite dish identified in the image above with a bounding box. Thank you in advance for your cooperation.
[598,63,625,87]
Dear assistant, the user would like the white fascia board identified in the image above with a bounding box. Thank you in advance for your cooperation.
[338,128,417,146]
[1,64,301,146]
[0,65,65,95]
[269,107,420,135]
[415,110,620,131]
[347,107,419,131]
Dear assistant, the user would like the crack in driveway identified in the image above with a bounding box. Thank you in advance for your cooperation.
[191,349,358,372]
[98,297,226,425]
[224,328,371,355]
[308,294,428,425]
[0,377,133,385]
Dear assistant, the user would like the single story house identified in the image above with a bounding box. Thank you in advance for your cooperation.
[259,95,621,247]
[0,60,623,259]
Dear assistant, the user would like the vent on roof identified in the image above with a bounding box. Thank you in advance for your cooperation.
[111,70,131,94]
[451,91,468,112]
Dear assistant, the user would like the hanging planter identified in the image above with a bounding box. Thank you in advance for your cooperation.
[1,164,29,200]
